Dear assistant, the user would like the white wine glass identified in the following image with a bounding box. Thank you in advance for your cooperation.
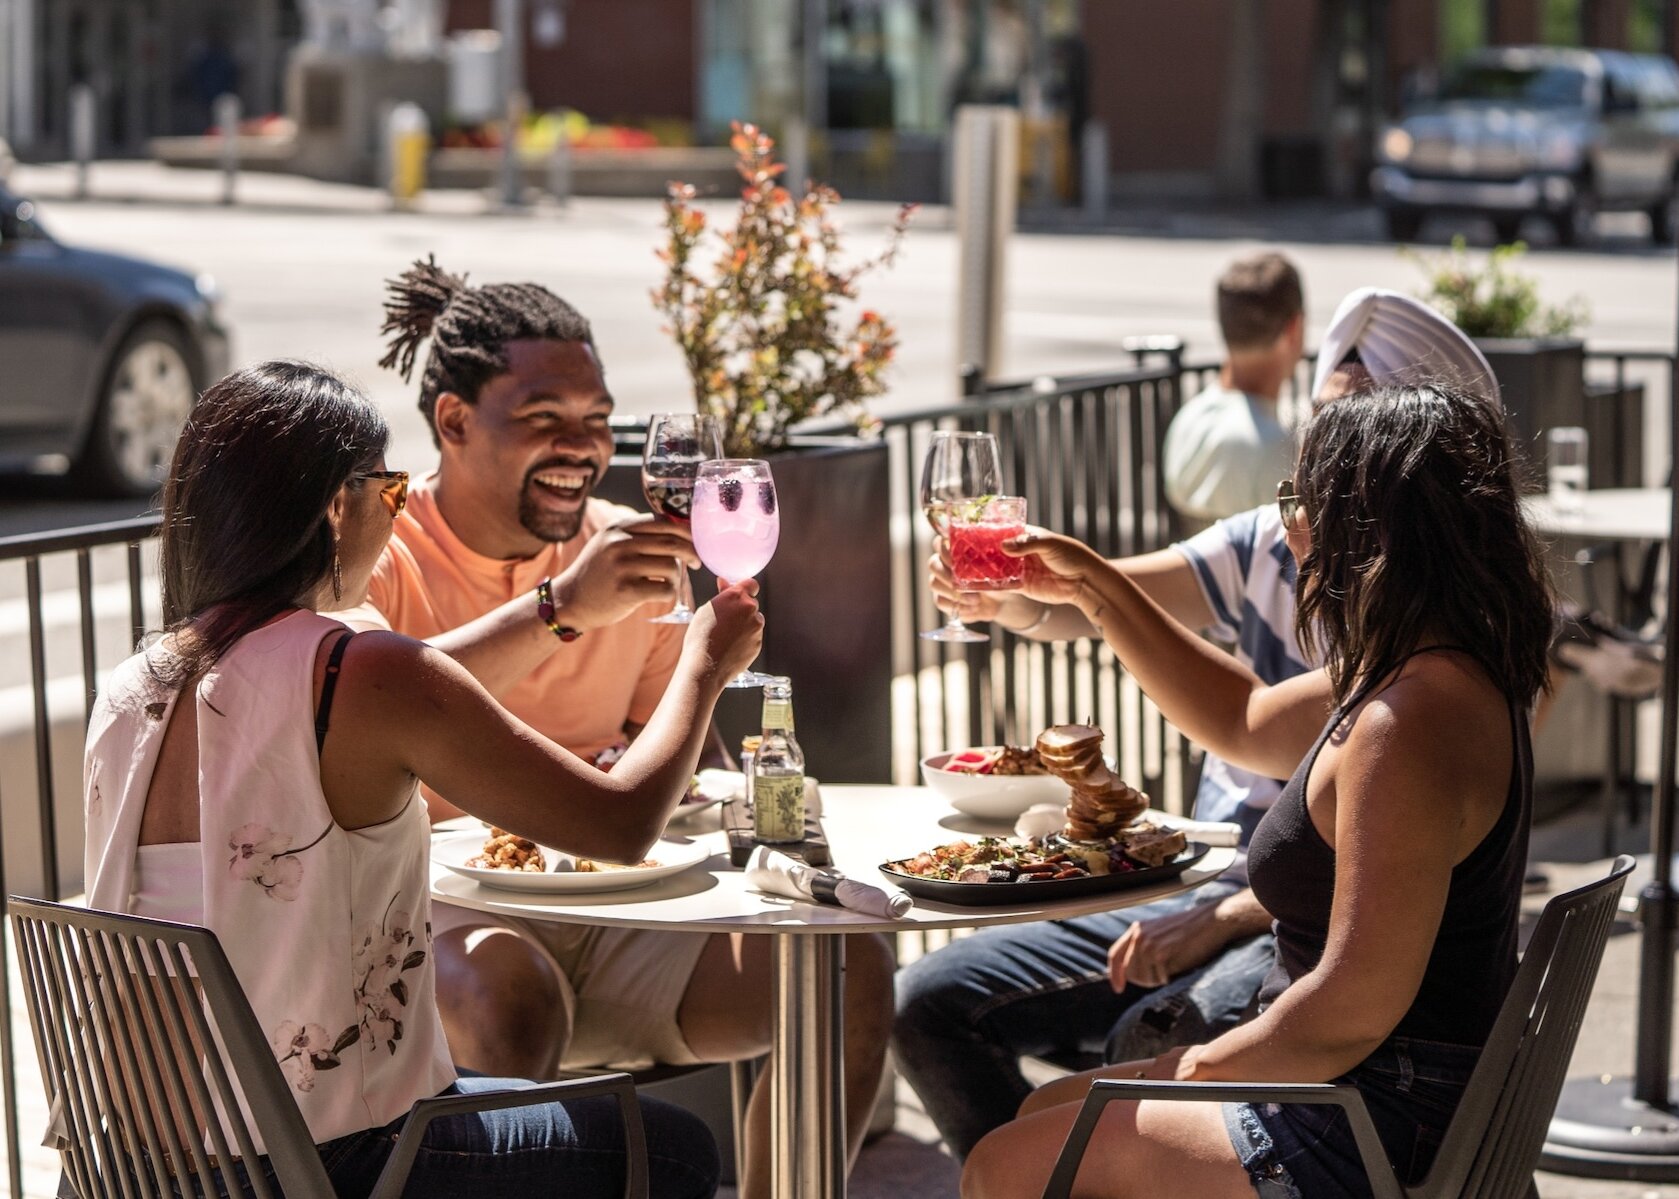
[920,430,1003,643]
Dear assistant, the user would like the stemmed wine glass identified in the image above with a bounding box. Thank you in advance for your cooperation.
[691,458,779,687]
[920,430,1004,643]
[642,413,725,624]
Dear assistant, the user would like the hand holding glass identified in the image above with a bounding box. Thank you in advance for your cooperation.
[692,459,779,687]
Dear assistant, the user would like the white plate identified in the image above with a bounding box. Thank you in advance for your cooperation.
[432,830,713,894]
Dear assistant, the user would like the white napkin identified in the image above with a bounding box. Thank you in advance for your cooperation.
[745,846,913,920]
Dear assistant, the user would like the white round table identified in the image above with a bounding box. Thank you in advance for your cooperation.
[1524,488,1672,543]
[431,784,1234,1198]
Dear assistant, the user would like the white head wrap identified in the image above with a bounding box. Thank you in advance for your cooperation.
[1309,287,1501,409]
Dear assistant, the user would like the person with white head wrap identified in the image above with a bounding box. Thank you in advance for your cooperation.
[1310,286,1501,408]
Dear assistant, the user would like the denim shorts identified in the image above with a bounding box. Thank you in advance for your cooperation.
[1223,1036,1481,1198]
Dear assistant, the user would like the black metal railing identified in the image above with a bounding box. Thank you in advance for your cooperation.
[0,516,161,1197]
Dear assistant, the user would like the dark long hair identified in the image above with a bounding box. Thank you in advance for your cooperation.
[155,361,388,685]
[1294,383,1553,706]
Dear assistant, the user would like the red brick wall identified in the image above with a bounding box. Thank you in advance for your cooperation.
[446,0,695,122]
[1079,0,1232,173]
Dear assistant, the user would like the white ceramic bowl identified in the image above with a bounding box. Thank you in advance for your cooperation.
[920,749,1071,821]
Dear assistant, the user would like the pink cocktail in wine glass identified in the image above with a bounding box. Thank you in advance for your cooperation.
[692,458,778,687]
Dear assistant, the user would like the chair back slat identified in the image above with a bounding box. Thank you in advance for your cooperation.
[10,898,337,1199]
[67,926,164,1199]
[16,919,105,1199]
[33,920,131,1198]
[1422,856,1633,1199]
[86,930,185,1199]
[124,926,223,1182]
[158,939,278,1199]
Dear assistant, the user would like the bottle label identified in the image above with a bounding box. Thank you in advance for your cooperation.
[753,774,805,844]
[761,699,794,731]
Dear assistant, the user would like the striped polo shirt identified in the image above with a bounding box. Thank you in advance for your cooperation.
[1172,504,1319,881]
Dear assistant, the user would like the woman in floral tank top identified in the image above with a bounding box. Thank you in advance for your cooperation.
[84,361,764,1198]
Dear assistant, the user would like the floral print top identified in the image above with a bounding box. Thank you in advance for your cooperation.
[83,610,457,1150]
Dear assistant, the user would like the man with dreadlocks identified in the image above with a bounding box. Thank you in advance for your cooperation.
[342,258,894,1198]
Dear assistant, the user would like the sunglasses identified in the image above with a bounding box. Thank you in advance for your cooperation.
[359,470,409,517]
[1276,478,1301,528]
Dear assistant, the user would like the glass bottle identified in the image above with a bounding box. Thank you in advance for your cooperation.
[740,735,762,810]
[752,678,805,844]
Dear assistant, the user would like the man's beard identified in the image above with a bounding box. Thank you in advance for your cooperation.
[518,491,587,543]
[517,459,597,544]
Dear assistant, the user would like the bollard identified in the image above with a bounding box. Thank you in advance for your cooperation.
[1081,120,1109,223]
[214,92,241,205]
[496,0,527,209]
[385,102,430,210]
[952,105,1018,392]
[69,84,95,199]
[545,133,570,206]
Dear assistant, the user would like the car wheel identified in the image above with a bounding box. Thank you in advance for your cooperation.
[1553,188,1598,247]
[1385,209,1423,242]
[77,320,197,497]
[1492,216,1524,245]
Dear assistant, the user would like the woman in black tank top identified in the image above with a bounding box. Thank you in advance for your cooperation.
[961,383,1555,1199]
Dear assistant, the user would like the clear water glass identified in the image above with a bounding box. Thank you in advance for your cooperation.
[1548,426,1588,517]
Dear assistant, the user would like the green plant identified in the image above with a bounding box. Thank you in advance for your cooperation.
[1408,236,1588,339]
[653,122,915,457]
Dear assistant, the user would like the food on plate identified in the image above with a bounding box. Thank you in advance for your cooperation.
[468,828,546,872]
[1035,723,1147,840]
[939,745,1049,776]
[576,858,662,872]
[884,821,1188,885]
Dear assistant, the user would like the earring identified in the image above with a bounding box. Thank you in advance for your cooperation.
[332,536,343,602]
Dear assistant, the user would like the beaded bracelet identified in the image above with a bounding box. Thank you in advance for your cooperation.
[535,577,583,642]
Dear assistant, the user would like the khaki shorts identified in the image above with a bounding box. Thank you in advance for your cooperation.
[431,900,712,1072]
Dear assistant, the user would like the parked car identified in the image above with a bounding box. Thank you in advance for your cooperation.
[0,185,230,495]
[1372,46,1679,245]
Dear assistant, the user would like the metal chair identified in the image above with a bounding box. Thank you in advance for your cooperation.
[10,897,651,1199]
[1043,855,1635,1199]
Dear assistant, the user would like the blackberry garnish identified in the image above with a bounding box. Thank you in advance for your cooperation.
[758,484,776,515]
[717,478,744,511]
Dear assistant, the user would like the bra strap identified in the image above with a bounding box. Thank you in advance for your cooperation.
[314,631,354,756]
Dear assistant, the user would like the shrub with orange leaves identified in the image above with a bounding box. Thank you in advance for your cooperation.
[652,121,915,456]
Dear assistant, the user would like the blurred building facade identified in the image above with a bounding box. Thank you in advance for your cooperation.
[3,0,1676,200]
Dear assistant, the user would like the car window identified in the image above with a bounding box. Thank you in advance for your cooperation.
[1637,57,1679,110]
[1440,62,1589,108]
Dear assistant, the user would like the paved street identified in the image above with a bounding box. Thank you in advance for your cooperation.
[3,163,1679,1197]
[4,159,1678,536]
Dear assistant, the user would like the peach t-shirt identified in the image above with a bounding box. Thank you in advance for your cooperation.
[347,473,684,766]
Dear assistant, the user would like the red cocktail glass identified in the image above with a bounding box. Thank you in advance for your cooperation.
[949,496,1028,591]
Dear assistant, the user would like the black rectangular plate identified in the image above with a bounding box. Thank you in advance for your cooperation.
[879,843,1211,907]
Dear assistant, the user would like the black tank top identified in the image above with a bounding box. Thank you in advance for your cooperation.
[1246,647,1532,1047]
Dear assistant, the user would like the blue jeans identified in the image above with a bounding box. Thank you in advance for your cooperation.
[892,880,1270,1159]
[85,1076,719,1199]
[1225,1035,1481,1198]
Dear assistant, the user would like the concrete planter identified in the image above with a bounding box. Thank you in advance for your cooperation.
[598,436,893,783]
[1475,337,1586,488]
